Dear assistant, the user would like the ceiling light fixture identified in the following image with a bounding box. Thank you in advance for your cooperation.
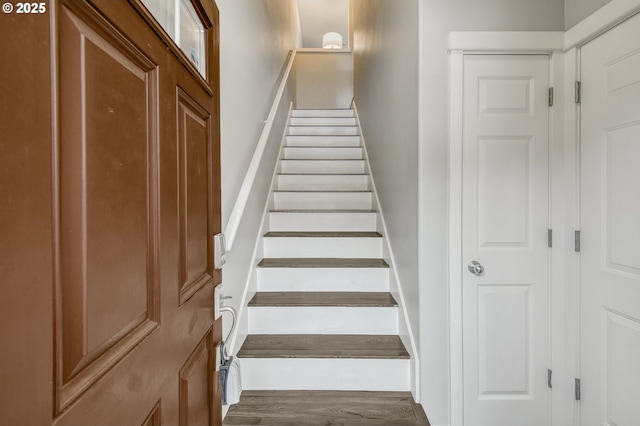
[322,32,343,49]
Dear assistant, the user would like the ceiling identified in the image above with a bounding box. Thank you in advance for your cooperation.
[297,0,349,48]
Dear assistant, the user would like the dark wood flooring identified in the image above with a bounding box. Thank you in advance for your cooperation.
[223,390,430,426]
[237,334,409,359]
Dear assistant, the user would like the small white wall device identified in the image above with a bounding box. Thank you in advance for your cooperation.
[213,233,226,269]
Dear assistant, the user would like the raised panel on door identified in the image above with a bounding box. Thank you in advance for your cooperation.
[179,328,217,426]
[178,90,214,305]
[55,2,160,410]
[580,13,640,424]
[48,1,222,425]
[462,54,549,426]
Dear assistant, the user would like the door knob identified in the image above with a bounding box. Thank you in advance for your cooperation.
[468,261,484,275]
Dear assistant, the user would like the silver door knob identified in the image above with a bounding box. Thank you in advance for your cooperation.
[468,261,484,275]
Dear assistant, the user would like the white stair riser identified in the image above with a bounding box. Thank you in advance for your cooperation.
[291,109,354,118]
[240,358,410,391]
[277,175,370,191]
[264,237,382,258]
[290,117,357,126]
[248,307,398,334]
[273,192,373,210]
[286,136,361,147]
[269,212,377,232]
[288,126,359,136]
[280,160,365,174]
[282,147,363,160]
[257,268,389,292]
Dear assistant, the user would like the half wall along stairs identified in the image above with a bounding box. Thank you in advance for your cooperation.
[225,109,428,425]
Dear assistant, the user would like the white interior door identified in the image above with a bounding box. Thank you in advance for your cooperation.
[462,54,550,426]
[580,13,640,426]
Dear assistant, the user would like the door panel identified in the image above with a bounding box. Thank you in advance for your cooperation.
[178,90,214,305]
[0,7,54,426]
[580,12,640,425]
[462,54,549,426]
[0,0,221,425]
[57,4,160,405]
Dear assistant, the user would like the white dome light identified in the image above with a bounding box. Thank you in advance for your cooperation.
[322,32,343,49]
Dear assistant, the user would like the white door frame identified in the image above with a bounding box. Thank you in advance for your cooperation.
[448,33,564,426]
[448,2,640,425]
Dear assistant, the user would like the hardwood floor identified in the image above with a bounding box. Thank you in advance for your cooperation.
[223,391,430,426]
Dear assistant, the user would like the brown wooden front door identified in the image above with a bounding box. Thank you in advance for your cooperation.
[0,0,222,425]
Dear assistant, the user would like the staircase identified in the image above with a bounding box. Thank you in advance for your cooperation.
[236,108,410,392]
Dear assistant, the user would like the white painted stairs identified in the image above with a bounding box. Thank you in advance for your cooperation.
[237,109,410,391]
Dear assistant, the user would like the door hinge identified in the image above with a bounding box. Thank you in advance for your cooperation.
[548,87,554,107]
[548,229,553,248]
[575,81,582,104]
[575,378,581,400]
[548,369,553,388]
[575,230,581,252]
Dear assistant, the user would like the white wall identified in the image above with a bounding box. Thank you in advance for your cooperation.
[298,0,349,48]
[217,0,300,228]
[565,0,612,28]
[351,0,421,392]
[216,0,300,345]
[417,2,564,425]
[295,51,354,108]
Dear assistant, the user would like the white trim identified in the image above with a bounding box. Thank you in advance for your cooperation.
[224,50,296,250]
[564,0,640,50]
[352,101,421,402]
[448,31,564,52]
[448,32,564,426]
[561,46,583,426]
[448,49,464,426]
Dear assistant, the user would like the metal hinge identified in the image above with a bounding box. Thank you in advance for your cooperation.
[548,229,553,248]
[548,87,554,107]
[575,81,581,104]
[575,230,581,252]
[548,369,553,388]
[575,378,581,400]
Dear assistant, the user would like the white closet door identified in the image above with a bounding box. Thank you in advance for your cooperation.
[580,12,640,426]
[462,54,550,426]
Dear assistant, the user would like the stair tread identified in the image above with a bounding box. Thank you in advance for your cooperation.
[264,231,382,237]
[258,258,389,268]
[278,173,368,176]
[273,190,371,193]
[249,292,397,307]
[271,209,376,213]
[238,334,409,359]
[280,159,364,162]
[223,391,429,426]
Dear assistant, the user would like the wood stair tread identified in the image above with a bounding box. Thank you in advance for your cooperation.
[272,190,371,193]
[270,209,376,213]
[258,258,389,268]
[238,334,410,359]
[277,173,368,176]
[223,391,430,426]
[248,292,397,307]
[264,231,382,238]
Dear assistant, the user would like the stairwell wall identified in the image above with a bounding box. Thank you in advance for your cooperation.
[216,0,300,348]
[350,0,421,397]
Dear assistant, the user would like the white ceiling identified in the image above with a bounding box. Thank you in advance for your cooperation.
[297,0,349,48]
